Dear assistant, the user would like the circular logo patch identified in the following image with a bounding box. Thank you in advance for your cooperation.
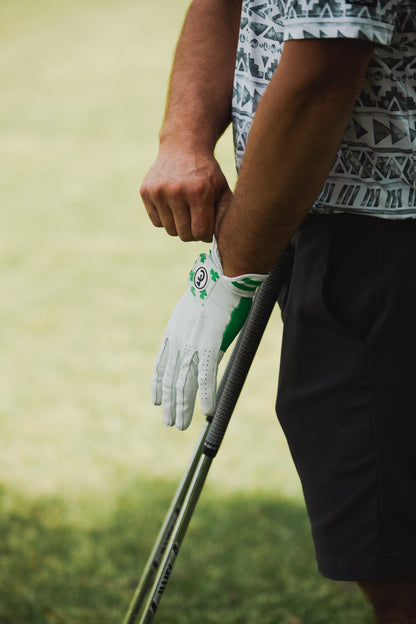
[193,266,208,291]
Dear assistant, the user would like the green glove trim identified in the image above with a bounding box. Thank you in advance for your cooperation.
[220,297,253,352]
[231,277,264,293]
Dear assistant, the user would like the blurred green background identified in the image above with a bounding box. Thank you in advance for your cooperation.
[0,1,372,622]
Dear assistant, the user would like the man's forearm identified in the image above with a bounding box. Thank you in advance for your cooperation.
[140,0,242,242]
[160,0,242,151]
[216,39,375,276]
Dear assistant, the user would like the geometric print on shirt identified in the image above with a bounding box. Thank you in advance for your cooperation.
[232,0,416,218]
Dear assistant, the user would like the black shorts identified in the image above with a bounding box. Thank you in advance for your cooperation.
[276,213,416,581]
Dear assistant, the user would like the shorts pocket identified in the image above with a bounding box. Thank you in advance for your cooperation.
[321,222,379,342]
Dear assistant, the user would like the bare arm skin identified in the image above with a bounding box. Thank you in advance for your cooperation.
[140,0,243,242]
[216,38,375,276]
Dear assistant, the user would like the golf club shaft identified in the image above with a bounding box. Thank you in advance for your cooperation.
[122,319,251,624]
[138,453,212,624]
[121,419,211,624]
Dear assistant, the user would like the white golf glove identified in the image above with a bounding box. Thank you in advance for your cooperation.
[152,236,268,430]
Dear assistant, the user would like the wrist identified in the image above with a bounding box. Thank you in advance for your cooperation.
[212,236,268,281]
[159,120,217,153]
[214,233,254,278]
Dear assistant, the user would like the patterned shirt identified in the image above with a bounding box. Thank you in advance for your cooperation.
[232,0,416,218]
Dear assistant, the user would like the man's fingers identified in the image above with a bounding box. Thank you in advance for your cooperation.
[144,201,164,228]
[156,199,183,238]
[140,160,231,241]
[141,184,194,240]
[153,194,214,242]
[167,196,194,241]
[188,201,214,242]
[140,180,160,223]
[148,196,214,242]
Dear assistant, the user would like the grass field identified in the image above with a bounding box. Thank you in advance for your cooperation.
[1,1,372,622]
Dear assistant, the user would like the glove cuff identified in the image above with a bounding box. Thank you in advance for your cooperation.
[212,236,268,298]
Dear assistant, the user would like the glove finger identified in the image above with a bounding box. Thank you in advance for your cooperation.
[198,350,224,416]
[175,352,198,431]
[162,350,180,427]
[151,338,169,406]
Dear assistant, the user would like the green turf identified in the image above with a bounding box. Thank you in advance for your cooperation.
[0,1,372,622]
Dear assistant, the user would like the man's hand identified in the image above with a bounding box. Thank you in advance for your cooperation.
[152,237,267,430]
[140,146,232,243]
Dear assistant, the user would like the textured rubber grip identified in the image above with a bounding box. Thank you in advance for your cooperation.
[203,245,294,458]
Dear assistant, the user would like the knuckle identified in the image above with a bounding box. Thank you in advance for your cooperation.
[166,182,184,202]
[140,179,163,204]
[139,182,149,201]
[151,183,165,203]
[189,180,210,203]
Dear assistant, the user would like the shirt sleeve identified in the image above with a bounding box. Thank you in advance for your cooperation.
[283,0,399,46]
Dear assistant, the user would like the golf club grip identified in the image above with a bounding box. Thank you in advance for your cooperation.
[203,245,294,457]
